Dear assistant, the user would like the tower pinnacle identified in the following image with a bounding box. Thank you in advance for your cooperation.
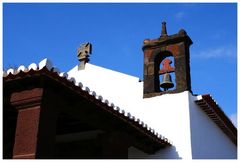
[161,21,168,37]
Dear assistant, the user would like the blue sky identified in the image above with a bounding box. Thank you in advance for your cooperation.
[3,3,237,125]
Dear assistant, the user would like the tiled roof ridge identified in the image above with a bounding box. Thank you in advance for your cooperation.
[3,58,172,146]
[195,94,237,145]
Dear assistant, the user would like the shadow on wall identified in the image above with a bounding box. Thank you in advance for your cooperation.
[128,145,181,159]
[188,95,237,159]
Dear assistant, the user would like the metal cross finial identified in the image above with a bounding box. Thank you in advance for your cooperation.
[161,21,168,37]
[77,43,92,70]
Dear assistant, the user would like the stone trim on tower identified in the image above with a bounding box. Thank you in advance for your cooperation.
[143,22,193,98]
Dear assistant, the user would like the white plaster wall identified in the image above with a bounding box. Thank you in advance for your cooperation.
[67,64,143,111]
[67,64,236,159]
[68,64,193,159]
[128,145,181,159]
[137,92,192,159]
[188,94,237,159]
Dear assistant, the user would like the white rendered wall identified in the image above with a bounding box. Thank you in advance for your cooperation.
[68,64,192,159]
[133,92,193,159]
[67,63,236,159]
[67,64,143,111]
[188,94,237,159]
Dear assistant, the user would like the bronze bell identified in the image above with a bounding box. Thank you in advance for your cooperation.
[160,73,174,91]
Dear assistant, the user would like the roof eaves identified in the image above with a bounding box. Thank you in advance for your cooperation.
[3,58,172,148]
[195,94,237,145]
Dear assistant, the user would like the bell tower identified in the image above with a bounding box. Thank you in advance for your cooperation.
[143,22,193,98]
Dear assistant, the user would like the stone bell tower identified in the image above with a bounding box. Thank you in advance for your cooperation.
[143,22,193,98]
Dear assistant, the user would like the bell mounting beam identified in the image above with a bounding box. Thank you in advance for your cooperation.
[159,59,175,75]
